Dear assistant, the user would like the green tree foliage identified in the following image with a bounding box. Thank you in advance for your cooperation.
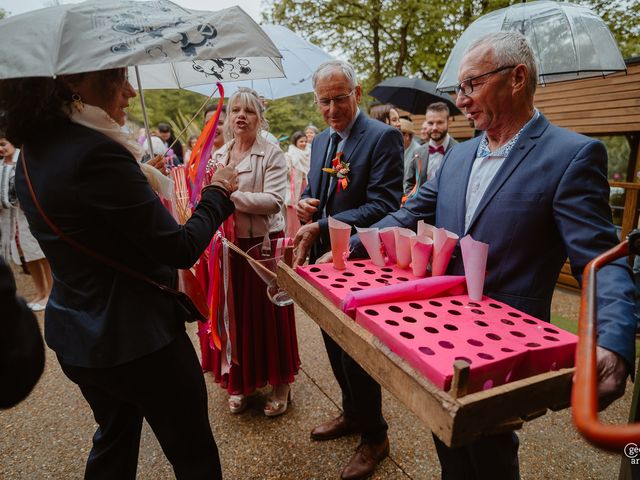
[582,0,640,58]
[264,0,515,90]
[264,0,638,90]
[127,89,211,142]
[0,8,5,19]
[265,93,326,145]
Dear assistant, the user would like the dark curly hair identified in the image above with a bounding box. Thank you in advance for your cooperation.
[0,68,126,146]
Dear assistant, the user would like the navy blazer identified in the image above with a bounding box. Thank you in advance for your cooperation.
[353,113,636,369]
[15,122,234,368]
[302,113,404,260]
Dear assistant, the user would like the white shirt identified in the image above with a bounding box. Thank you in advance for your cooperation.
[426,134,451,181]
[464,110,540,232]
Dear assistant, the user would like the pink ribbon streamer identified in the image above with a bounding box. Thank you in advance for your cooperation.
[341,275,467,313]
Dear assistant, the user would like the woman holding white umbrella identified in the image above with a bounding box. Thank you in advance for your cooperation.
[0,68,238,479]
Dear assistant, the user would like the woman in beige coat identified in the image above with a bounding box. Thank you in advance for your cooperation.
[202,88,300,417]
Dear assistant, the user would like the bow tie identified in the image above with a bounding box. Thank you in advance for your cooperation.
[428,145,445,155]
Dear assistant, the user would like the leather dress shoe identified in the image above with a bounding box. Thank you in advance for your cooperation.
[310,414,359,441]
[340,437,390,480]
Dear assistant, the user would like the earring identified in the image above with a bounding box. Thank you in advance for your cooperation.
[71,93,84,113]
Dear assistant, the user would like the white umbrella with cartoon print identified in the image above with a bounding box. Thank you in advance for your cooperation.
[0,0,284,88]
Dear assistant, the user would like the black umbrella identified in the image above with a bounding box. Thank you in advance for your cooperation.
[369,76,461,116]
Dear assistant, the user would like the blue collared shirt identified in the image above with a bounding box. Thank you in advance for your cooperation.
[464,109,540,232]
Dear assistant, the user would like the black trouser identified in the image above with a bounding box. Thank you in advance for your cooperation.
[433,431,520,480]
[321,330,388,444]
[60,331,222,480]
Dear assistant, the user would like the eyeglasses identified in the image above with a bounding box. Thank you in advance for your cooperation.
[455,65,516,96]
[315,90,354,108]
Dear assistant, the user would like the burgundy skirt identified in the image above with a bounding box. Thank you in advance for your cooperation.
[199,232,300,395]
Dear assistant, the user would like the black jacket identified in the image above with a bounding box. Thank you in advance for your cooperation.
[15,122,233,367]
[0,255,44,408]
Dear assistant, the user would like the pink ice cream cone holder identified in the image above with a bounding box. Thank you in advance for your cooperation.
[296,260,576,394]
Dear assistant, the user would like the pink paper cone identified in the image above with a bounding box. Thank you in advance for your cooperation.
[394,228,416,269]
[432,228,459,276]
[410,235,434,277]
[341,275,466,312]
[328,216,352,270]
[460,234,489,301]
[356,227,386,267]
[379,227,398,264]
[417,220,437,239]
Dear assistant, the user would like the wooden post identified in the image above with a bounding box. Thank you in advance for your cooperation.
[284,245,294,267]
[449,360,470,399]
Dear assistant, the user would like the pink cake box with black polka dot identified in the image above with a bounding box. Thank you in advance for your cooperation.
[295,260,577,393]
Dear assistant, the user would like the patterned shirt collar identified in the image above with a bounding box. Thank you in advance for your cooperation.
[476,109,539,159]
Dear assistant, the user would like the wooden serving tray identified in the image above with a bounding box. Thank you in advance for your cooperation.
[278,262,574,448]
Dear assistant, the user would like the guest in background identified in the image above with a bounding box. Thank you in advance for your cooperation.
[184,134,198,164]
[305,125,319,151]
[0,137,17,261]
[404,102,457,197]
[208,87,299,417]
[284,131,310,237]
[142,134,167,162]
[157,122,184,164]
[419,119,430,144]
[369,103,401,130]
[0,137,52,312]
[1,67,237,479]
[204,103,227,153]
[399,119,421,190]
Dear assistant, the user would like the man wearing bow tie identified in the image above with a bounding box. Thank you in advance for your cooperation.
[404,102,457,196]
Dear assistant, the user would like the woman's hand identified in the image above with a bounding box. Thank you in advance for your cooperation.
[147,154,167,175]
[210,165,238,193]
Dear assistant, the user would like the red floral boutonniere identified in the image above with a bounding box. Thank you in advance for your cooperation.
[322,152,350,191]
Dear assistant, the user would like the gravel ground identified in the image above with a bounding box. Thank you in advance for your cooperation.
[1,267,638,479]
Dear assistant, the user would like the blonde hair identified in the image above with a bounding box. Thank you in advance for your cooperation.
[223,87,269,141]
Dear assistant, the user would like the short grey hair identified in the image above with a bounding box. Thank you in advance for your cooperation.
[224,87,269,141]
[466,31,538,97]
[312,60,358,90]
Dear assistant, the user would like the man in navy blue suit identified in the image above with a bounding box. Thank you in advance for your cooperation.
[293,60,404,480]
[346,32,635,479]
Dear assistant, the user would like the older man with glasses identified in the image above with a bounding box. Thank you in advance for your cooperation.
[293,59,403,480]
[346,31,635,479]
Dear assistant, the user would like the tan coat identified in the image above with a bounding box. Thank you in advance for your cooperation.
[212,136,286,239]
